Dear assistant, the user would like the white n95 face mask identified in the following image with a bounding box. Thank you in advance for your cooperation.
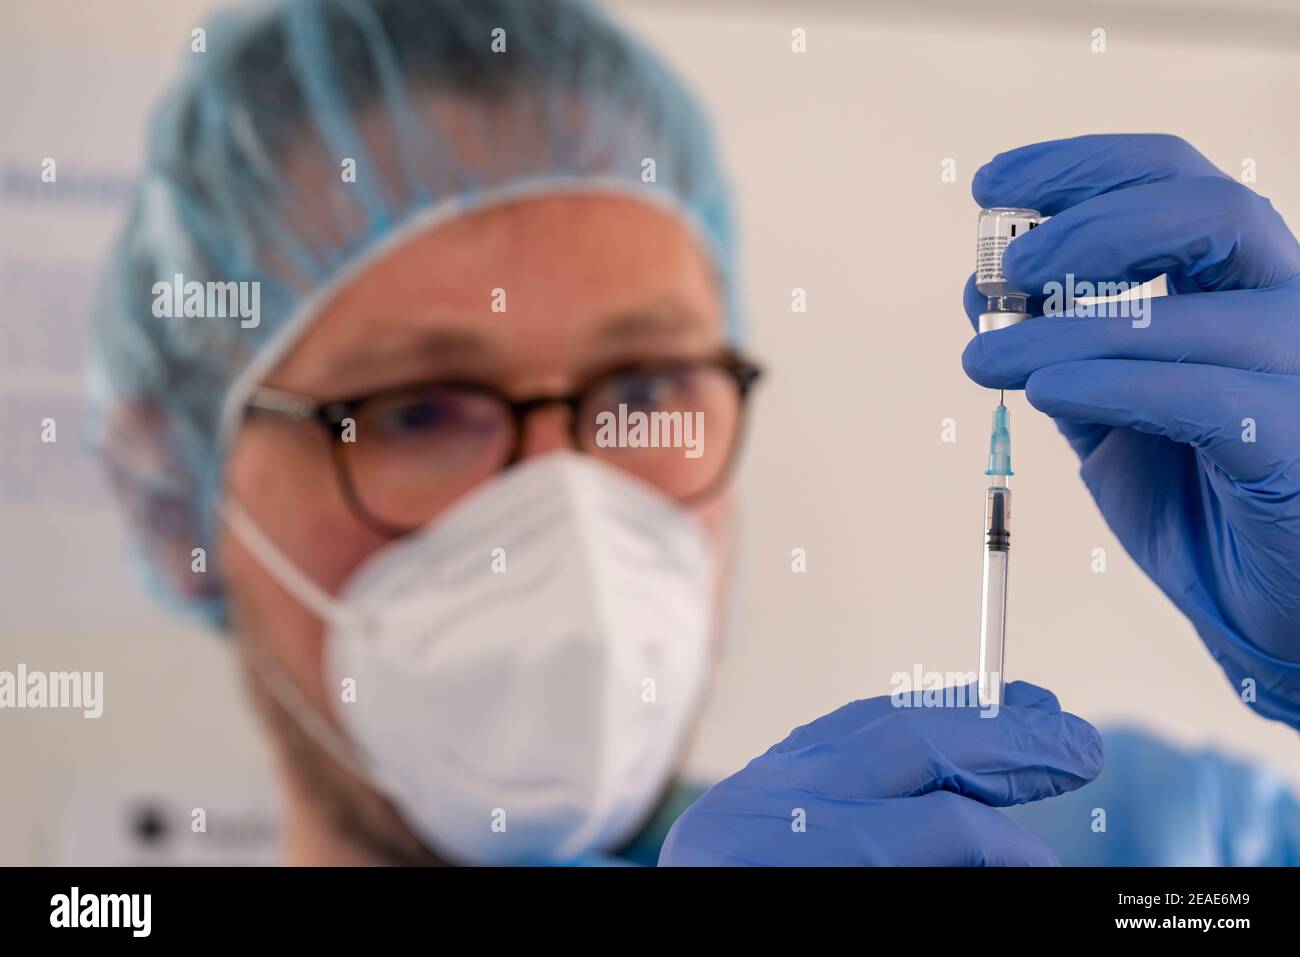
[223,452,714,865]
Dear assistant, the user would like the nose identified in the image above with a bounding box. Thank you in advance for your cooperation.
[516,402,576,460]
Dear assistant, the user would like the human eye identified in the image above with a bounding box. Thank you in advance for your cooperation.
[362,386,505,443]
[605,367,694,411]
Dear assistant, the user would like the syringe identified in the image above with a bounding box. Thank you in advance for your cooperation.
[973,207,1036,710]
[978,401,1013,709]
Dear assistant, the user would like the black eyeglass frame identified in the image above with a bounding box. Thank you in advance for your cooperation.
[244,352,764,537]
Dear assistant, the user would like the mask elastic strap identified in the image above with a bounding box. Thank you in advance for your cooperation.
[238,633,388,790]
[220,498,399,796]
[221,498,356,628]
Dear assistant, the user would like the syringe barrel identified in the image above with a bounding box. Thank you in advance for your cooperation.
[979,485,1011,708]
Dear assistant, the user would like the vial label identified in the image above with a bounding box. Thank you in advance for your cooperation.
[976,215,1040,284]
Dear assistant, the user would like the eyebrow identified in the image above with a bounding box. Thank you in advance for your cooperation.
[594,309,706,343]
[317,327,494,384]
[387,328,492,358]
[312,307,706,395]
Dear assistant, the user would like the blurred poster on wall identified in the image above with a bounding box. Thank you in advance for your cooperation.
[46,771,280,866]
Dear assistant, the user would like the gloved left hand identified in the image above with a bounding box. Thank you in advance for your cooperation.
[961,134,1300,730]
[658,681,1102,866]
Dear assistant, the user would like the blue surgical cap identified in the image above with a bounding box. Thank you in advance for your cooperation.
[89,0,738,625]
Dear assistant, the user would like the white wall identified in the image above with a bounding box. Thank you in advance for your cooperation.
[1,0,1297,865]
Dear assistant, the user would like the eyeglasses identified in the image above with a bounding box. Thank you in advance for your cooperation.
[243,352,763,536]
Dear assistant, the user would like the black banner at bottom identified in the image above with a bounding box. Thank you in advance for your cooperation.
[0,866,1285,942]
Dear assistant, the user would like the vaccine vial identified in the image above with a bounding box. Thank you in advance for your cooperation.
[976,207,1042,332]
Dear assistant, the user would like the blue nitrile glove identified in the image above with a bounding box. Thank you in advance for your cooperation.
[658,681,1102,866]
[962,135,1300,730]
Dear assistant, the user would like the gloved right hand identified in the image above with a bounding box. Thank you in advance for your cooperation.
[962,135,1300,728]
[658,681,1102,866]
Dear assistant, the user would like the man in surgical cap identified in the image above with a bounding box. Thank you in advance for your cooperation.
[93,0,748,865]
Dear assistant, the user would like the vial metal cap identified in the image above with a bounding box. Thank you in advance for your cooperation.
[979,310,1030,333]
